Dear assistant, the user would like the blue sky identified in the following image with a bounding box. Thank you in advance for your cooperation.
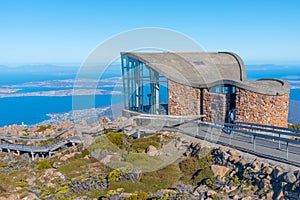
[0,0,299,65]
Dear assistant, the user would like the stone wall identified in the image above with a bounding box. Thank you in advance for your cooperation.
[203,90,235,122]
[168,81,235,122]
[203,89,225,122]
[168,80,201,116]
[235,88,289,127]
[167,81,289,127]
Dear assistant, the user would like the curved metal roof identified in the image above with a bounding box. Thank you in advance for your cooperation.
[121,52,290,96]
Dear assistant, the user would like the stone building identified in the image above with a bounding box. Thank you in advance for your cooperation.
[121,52,290,127]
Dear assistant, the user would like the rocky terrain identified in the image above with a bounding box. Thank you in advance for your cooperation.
[0,118,300,200]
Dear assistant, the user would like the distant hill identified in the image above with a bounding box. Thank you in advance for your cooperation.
[0,64,79,74]
[0,64,122,76]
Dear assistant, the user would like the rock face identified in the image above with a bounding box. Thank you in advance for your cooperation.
[211,165,230,178]
[211,146,300,200]
[283,171,297,183]
[59,152,80,161]
[69,176,108,194]
[185,142,202,157]
[146,145,158,156]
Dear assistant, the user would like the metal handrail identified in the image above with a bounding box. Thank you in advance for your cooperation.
[0,128,70,141]
[215,122,300,138]
[235,121,300,133]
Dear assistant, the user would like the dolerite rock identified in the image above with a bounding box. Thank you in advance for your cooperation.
[206,190,217,197]
[175,184,194,194]
[212,148,230,166]
[108,194,120,200]
[174,137,184,149]
[241,197,252,200]
[118,168,142,182]
[294,170,300,179]
[285,191,300,199]
[283,171,297,184]
[211,165,230,178]
[237,159,250,168]
[186,142,201,157]
[0,194,18,200]
[228,154,240,164]
[8,161,22,171]
[146,145,158,157]
[21,192,38,200]
[262,166,273,175]
[70,176,108,194]
[1,168,11,175]
[19,153,31,164]
[259,179,270,189]
[272,166,284,179]
[2,153,15,163]
[0,186,6,193]
[99,116,111,124]
[227,149,237,157]
[194,184,208,197]
[250,161,261,173]
[52,161,63,169]
[73,196,90,200]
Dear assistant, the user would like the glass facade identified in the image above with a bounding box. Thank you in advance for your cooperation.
[209,84,236,94]
[121,55,168,115]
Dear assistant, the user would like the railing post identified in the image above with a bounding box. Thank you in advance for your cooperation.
[31,152,34,161]
[278,133,281,149]
[286,142,289,160]
[196,124,199,136]
[253,136,256,151]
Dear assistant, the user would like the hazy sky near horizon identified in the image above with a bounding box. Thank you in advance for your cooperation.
[0,0,299,65]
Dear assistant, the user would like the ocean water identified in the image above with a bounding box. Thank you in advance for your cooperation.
[0,65,124,126]
[0,64,299,126]
[0,95,123,126]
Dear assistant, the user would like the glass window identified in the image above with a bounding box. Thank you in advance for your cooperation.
[210,84,236,94]
[121,55,168,115]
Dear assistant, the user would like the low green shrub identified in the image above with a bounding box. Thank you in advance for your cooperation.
[89,135,119,153]
[192,167,214,186]
[108,169,122,182]
[131,135,160,153]
[38,159,52,170]
[211,193,219,200]
[109,164,181,193]
[58,158,92,176]
[37,125,52,132]
[288,124,300,130]
[233,175,241,185]
[126,192,149,200]
[106,132,132,149]
[179,149,213,185]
